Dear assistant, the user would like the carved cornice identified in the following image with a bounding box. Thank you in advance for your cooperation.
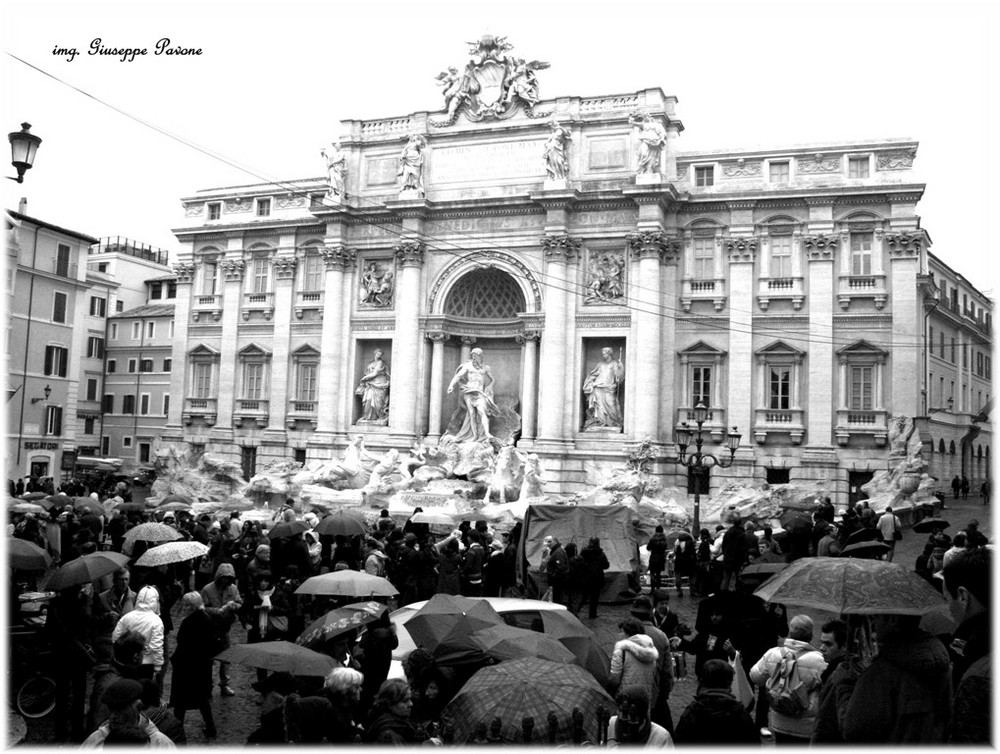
[797,154,841,174]
[541,234,582,262]
[172,263,196,284]
[426,331,450,344]
[876,150,916,171]
[722,159,762,178]
[220,260,245,280]
[727,200,756,211]
[184,204,204,217]
[802,234,840,260]
[273,257,298,279]
[225,199,253,214]
[626,231,667,262]
[275,195,306,210]
[885,232,925,257]
[514,330,542,344]
[320,245,355,271]
[394,240,426,267]
[885,192,923,204]
[725,237,758,263]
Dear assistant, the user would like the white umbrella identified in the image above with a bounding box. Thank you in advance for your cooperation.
[122,522,182,555]
[134,540,210,567]
[409,510,458,526]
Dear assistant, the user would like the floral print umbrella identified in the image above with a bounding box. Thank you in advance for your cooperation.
[296,601,387,648]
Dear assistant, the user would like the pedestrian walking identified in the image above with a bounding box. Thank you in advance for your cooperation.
[672,529,697,596]
[961,475,970,500]
[169,592,218,738]
[980,478,991,506]
[876,507,902,562]
[543,535,569,607]
[674,659,758,745]
[200,562,242,697]
[720,518,748,590]
[951,475,962,500]
[580,536,610,618]
[645,526,669,592]
[609,618,660,699]
[111,586,164,682]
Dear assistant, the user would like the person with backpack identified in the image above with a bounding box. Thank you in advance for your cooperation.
[748,614,826,744]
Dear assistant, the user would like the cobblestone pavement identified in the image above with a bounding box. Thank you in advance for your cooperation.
[17,498,990,745]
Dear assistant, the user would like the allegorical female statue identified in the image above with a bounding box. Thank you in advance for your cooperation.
[629,113,667,175]
[321,142,346,198]
[446,347,498,442]
[398,134,427,195]
[582,347,624,430]
[356,349,390,424]
[544,119,571,180]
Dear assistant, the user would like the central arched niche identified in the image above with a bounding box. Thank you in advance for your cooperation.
[443,267,526,319]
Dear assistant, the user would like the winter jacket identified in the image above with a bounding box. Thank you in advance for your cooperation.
[436,550,462,595]
[646,532,669,571]
[609,632,659,695]
[838,630,951,744]
[672,532,697,576]
[748,637,826,739]
[545,543,569,586]
[580,542,610,581]
[462,542,486,583]
[721,525,748,569]
[80,714,175,748]
[949,654,990,744]
[605,718,673,747]
[673,688,758,745]
[111,586,164,669]
[201,562,242,633]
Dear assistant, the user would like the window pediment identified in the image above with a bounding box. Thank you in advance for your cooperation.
[681,340,727,357]
[188,344,220,359]
[238,343,272,359]
[291,344,320,358]
[756,340,805,363]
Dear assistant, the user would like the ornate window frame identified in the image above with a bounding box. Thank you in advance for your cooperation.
[235,343,271,428]
[835,339,889,446]
[676,341,728,441]
[680,221,727,312]
[184,344,220,426]
[243,244,275,320]
[287,344,320,430]
[756,216,805,311]
[753,340,806,445]
[834,212,888,311]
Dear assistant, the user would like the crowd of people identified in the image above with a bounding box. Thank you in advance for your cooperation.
[7,485,993,747]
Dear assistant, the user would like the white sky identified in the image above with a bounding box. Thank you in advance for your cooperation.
[1,0,997,289]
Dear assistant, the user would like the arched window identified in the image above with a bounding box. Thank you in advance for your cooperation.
[445,268,525,319]
[949,440,956,455]
[939,438,946,454]
[977,445,983,459]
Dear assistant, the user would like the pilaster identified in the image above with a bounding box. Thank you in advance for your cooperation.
[268,251,296,431]
[166,263,194,430]
[886,231,925,417]
[216,249,245,430]
[626,231,667,440]
[538,234,580,442]
[390,240,426,436]
[803,234,837,447]
[725,237,757,446]
[316,245,351,435]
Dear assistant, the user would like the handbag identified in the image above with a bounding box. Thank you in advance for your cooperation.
[893,529,903,541]
[729,651,754,710]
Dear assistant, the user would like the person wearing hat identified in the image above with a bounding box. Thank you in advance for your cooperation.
[200,562,242,696]
[80,678,175,748]
[580,536,610,618]
[606,686,673,746]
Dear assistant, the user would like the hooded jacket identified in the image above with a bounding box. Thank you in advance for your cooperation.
[111,586,164,669]
[748,637,826,739]
[609,632,659,694]
[839,629,952,744]
[674,688,758,745]
[201,562,242,632]
[80,714,175,748]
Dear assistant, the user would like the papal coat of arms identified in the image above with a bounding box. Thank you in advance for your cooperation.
[432,34,550,126]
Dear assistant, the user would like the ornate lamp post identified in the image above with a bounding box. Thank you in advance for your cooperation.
[8,123,42,183]
[674,402,742,534]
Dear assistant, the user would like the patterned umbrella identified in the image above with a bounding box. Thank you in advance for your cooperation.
[295,571,399,597]
[405,594,504,665]
[753,556,946,615]
[134,540,210,567]
[45,551,130,591]
[8,538,53,570]
[740,561,789,577]
[313,509,368,537]
[122,522,182,554]
[470,623,578,665]
[536,611,611,687]
[441,658,615,744]
[296,601,388,648]
[215,640,338,676]
[268,520,311,540]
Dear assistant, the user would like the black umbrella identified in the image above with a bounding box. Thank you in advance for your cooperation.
[840,540,891,559]
[844,527,879,547]
[913,518,950,534]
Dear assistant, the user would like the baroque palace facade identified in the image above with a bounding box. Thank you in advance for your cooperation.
[162,40,991,503]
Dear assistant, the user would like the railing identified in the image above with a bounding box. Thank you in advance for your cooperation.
[90,237,170,266]
[846,410,878,425]
[185,397,217,411]
[194,294,222,307]
[236,399,269,413]
[243,292,273,307]
[289,400,317,413]
[691,280,716,292]
[678,407,724,424]
[360,118,411,139]
[847,276,877,289]
[52,259,79,278]
[296,291,323,305]
[767,278,794,290]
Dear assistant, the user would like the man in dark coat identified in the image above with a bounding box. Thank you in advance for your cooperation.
[396,533,421,605]
[580,536,609,618]
[673,659,758,744]
[811,619,849,744]
[645,526,669,591]
[46,584,95,741]
[720,518,748,591]
[544,536,570,607]
[461,530,486,597]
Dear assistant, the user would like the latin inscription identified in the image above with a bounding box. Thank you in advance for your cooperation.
[431,140,546,184]
[587,138,628,170]
[429,215,544,234]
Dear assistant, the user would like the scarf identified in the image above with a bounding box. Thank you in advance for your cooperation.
[257,587,274,637]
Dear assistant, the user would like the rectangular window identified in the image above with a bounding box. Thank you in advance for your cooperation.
[128,359,137,373]
[987,356,992,379]
[84,417,95,435]
[848,156,870,179]
[101,436,110,455]
[770,235,793,278]
[297,363,317,401]
[110,323,118,340]
[294,448,307,465]
[167,282,177,298]
[243,362,265,399]
[251,257,269,294]
[256,198,271,217]
[162,394,170,416]
[766,468,790,485]
[977,351,984,376]
[241,446,258,480]
[850,233,873,276]
[168,321,174,339]
[150,282,162,300]
[207,203,221,221]
[56,244,71,277]
[122,395,136,414]
[44,345,69,377]
[98,262,109,273]
[963,344,968,368]
[146,321,155,339]
[302,254,324,292]
[139,359,153,373]
[89,296,107,317]
[122,436,133,449]
[139,443,151,463]
[951,338,956,363]
[929,327,934,356]
[769,161,790,183]
[849,366,874,410]
[692,366,712,406]
[940,332,945,358]
[140,394,150,415]
[116,300,124,312]
[202,262,218,296]
[132,322,141,340]
[107,359,117,374]
[102,394,114,413]
[86,378,98,402]
[87,336,105,359]
[692,238,715,280]
[769,366,791,410]
[193,363,213,398]
[694,166,714,187]
[44,405,63,436]
[52,292,67,323]
[163,358,172,372]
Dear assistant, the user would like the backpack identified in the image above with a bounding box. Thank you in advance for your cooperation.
[765,649,811,717]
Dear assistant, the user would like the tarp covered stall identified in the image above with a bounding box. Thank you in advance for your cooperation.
[518,504,640,602]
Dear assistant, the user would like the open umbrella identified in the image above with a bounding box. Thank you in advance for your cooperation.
[408,510,458,526]
[19,492,47,502]
[405,594,504,665]
[45,551,130,591]
[913,518,950,534]
[296,601,388,648]
[156,502,193,513]
[844,527,879,547]
[441,658,615,744]
[73,499,105,517]
[268,520,311,540]
[10,502,46,515]
[8,539,53,571]
[840,541,892,559]
[159,494,194,505]
[314,509,368,537]
[535,611,610,687]
[470,623,578,665]
[134,540,210,568]
[45,493,74,508]
[296,571,398,598]
[740,561,789,578]
[753,556,945,615]
[122,522,182,555]
[215,641,337,676]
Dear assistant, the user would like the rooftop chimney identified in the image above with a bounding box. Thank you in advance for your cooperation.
[18,197,27,214]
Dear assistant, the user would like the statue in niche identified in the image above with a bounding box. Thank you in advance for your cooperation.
[356,348,391,424]
[446,347,499,443]
[398,134,427,195]
[629,113,667,175]
[321,142,346,198]
[544,119,571,180]
[583,347,624,430]
[585,252,625,304]
[359,262,394,307]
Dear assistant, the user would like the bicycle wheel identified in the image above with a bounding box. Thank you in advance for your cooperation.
[16,675,56,718]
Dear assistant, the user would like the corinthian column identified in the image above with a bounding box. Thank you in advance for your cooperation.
[316,246,350,434]
[269,255,296,430]
[217,257,245,429]
[537,235,580,442]
[725,237,758,444]
[626,232,666,440]
[426,332,448,439]
[516,330,541,440]
[391,241,425,435]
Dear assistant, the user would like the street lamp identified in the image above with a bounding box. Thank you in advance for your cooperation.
[674,402,742,534]
[8,123,42,184]
[30,384,52,404]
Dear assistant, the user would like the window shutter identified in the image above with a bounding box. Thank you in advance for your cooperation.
[44,346,52,375]
[59,347,68,377]
[54,407,62,436]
